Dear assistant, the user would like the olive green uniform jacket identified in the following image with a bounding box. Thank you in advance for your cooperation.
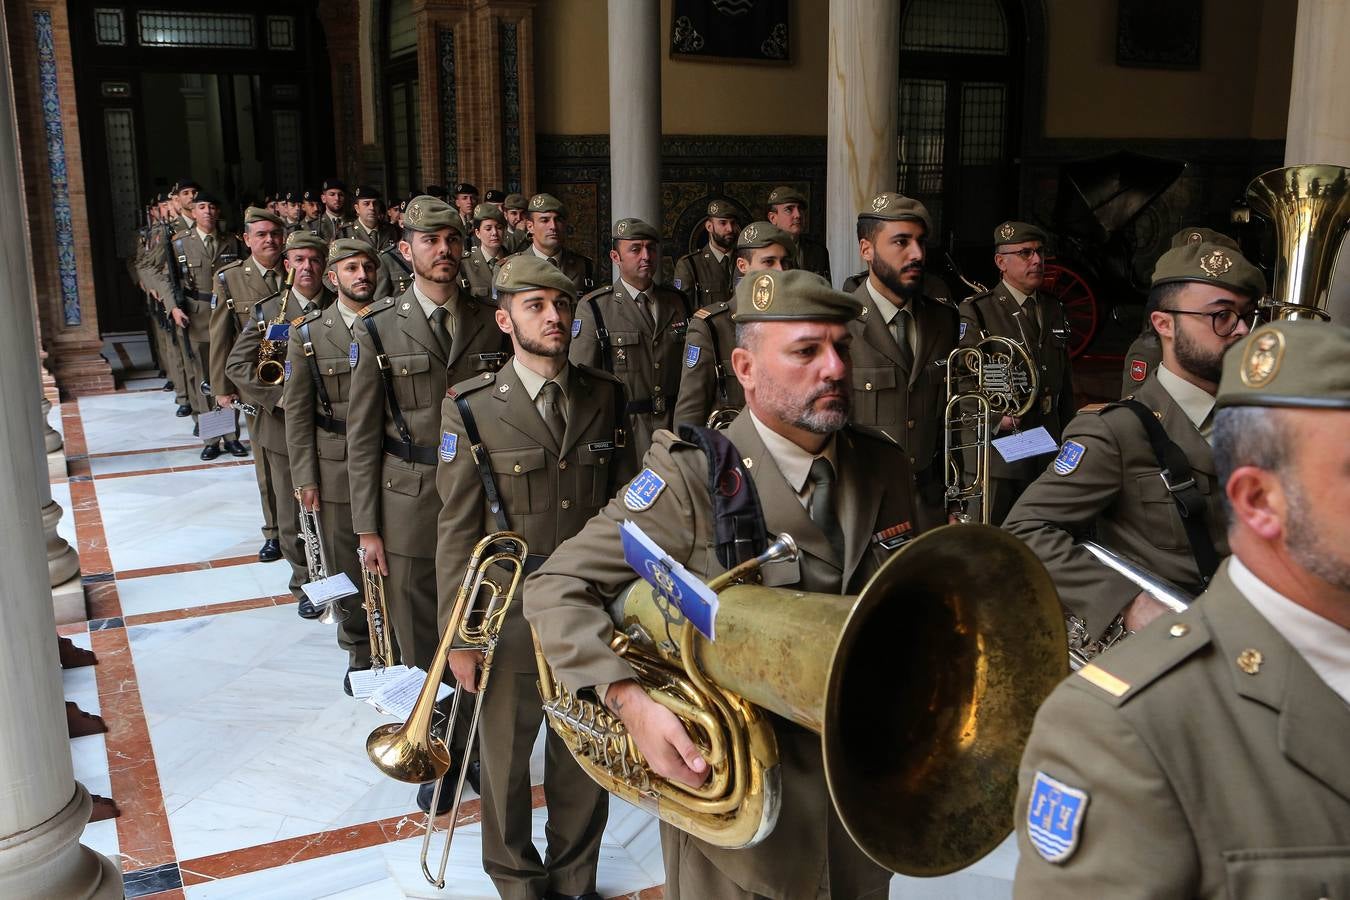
[460,245,503,302]
[211,257,287,396]
[1121,330,1163,398]
[673,245,734,308]
[794,234,831,281]
[673,300,742,429]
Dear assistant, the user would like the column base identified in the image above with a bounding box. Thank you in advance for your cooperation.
[0,783,123,900]
[43,500,80,587]
[48,337,114,397]
[52,574,85,626]
[48,446,68,480]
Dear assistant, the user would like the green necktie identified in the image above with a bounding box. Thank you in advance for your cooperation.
[808,457,844,563]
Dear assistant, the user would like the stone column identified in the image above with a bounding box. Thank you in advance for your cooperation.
[1283,0,1350,320]
[824,0,900,289]
[607,0,662,234]
[0,16,121,900]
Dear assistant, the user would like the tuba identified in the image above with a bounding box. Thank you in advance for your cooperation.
[1065,541,1193,670]
[535,524,1067,875]
[254,269,295,385]
[1245,164,1350,322]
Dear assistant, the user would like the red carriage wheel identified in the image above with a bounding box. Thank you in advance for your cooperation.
[1041,262,1098,358]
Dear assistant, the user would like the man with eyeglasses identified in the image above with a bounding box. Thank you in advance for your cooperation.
[1006,241,1265,651]
[957,221,1075,524]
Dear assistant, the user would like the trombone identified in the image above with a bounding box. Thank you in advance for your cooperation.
[365,531,528,887]
[296,491,346,625]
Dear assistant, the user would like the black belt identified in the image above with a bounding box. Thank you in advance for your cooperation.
[193,291,213,304]
[316,414,347,435]
[627,396,666,415]
[382,436,437,466]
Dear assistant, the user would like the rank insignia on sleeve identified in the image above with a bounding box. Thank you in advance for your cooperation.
[439,431,458,462]
[685,345,701,368]
[572,318,583,338]
[1027,771,1089,864]
[624,468,667,512]
[1130,359,1148,382]
[349,341,359,368]
[1053,440,1086,476]
[959,322,968,339]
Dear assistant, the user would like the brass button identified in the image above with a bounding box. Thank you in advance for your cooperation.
[598,456,607,465]
[326,368,334,375]
[654,361,660,369]
[909,456,916,465]
[559,460,568,470]
[384,480,392,488]
[1169,623,1189,638]
[864,382,873,391]
[560,499,572,510]
[907,419,916,429]
[653,385,662,394]
[1237,648,1263,675]
[400,367,409,375]
[513,463,522,473]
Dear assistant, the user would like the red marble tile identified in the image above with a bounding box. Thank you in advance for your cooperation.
[87,444,200,459]
[85,581,123,620]
[67,480,112,575]
[180,818,398,885]
[124,595,285,627]
[66,457,92,478]
[115,554,259,581]
[136,889,185,900]
[56,621,89,636]
[60,407,88,457]
[89,628,177,870]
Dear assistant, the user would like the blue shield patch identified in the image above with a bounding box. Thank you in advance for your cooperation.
[1026,771,1089,864]
[1053,440,1086,476]
[673,278,683,291]
[624,468,667,512]
[283,359,292,382]
[439,431,458,463]
[349,341,359,369]
[959,321,968,339]
[685,345,701,368]
[571,318,583,338]
[210,293,218,310]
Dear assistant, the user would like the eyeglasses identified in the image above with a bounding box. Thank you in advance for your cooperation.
[1160,307,1255,337]
[996,247,1048,261]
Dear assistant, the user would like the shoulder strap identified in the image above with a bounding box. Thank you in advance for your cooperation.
[361,314,416,462]
[676,424,768,568]
[586,294,614,374]
[701,311,729,402]
[298,321,335,419]
[1116,399,1220,583]
[455,394,511,532]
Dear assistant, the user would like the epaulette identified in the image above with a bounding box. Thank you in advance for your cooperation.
[172,228,192,240]
[1071,606,1211,707]
[1096,397,1140,416]
[579,283,613,304]
[217,258,245,274]
[360,296,396,318]
[449,369,498,399]
[962,288,996,304]
[575,363,622,385]
[289,314,308,327]
[693,301,730,320]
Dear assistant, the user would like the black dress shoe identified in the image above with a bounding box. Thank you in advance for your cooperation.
[200,443,222,461]
[175,404,192,417]
[258,538,282,562]
[162,381,175,392]
[415,761,482,814]
[297,596,321,619]
[223,439,249,457]
[543,892,602,900]
[343,666,369,697]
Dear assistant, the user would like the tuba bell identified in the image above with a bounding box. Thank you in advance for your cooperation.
[1245,164,1350,322]
[535,524,1066,875]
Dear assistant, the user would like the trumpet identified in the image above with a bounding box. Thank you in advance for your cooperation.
[358,547,397,670]
[254,269,295,386]
[295,492,346,625]
[365,531,527,887]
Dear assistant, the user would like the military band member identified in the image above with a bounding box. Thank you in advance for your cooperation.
[343,185,400,250]
[301,189,323,234]
[461,203,507,301]
[317,178,349,243]
[528,269,922,900]
[519,193,595,294]
[437,255,635,900]
[345,197,506,806]
[1014,320,1350,897]
[451,182,479,241]
[1004,241,1264,649]
[483,188,506,210]
[1121,227,1243,399]
[168,179,199,230]
[571,218,689,457]
[137,193,191,413]
[765,185,831,281]
[673,220,796,429]
[225,232,332,614]
[957,221,1076,524]
[673,198,742,308]
[276,190,304,235]
[163,192,246,459]
[502,192,531,254]
[850,192,961,529]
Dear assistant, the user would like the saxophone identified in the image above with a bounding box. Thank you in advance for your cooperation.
[254,269,295,386]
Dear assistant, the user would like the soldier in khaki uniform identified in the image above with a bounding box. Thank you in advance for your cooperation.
[226,231,333,614]
[501,192,531,255]
[341,185,400,251]
[136,194,190,412]
[957,221,1076,524]
[1004,241,1263,651]
[672,198,742,308]
[850,192,961,529]
[460,203,507,301]
[437,255,635,900]
[765,185,831,281]
[673,221,796,429]
[1014,320,1350,898]
[316,178,349,243]
[517,193,596,294]
[1121,227,1243,398]
[571,218,691,458]
[451,182,479,241]
[528,269,922,900]
[301,189,323,235]
[284,239,380,687]
[163,193,245,458]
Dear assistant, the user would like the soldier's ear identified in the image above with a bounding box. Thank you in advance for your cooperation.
[494,303,513,335]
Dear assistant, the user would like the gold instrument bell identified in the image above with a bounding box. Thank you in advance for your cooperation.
[536,524,1067,876]
[1245,164,1350,321]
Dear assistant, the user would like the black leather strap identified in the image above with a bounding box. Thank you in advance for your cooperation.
[586,294,614,375]
[455,394,511,532]
[298,321,336,420]
[676,424,768,568]
[362,314,418,464]
[381,436,436,465]
[699,310,730,403]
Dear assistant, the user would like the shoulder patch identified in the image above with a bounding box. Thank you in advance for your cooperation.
[439,431,458,462]
[1053,440,1086,475]
[959,321,968,339]
[572,317,583,338]
[348,341,359,368]
[624,468,668,512]
[673,277,683,291]
[1026,771,1089,864]
[685,345,701,368]
[283,359,292,382]
[1129,358,1148,382]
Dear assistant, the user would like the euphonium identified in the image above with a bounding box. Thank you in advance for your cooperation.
[358,547,397,670]
[254,269,295,386]
[705,407,739,429]
[943,332,1039,523]
[366,531,527,887]
[1065,541,1193,670]
[295,492,346,625]
[1245,164,1350,322]
[535,524,1067,875]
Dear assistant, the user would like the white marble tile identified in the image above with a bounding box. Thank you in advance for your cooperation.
[50,401,67,440]
[80,817,121,869]
[95,467,268,571]
[117,562,292,617]
[125,377,170,392]
[184,846,404,900]
[89,447,222,477]
[78,391,202,456]
[62,652,102,714]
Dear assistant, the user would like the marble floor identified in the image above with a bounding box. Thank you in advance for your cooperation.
[55,353,1016,899]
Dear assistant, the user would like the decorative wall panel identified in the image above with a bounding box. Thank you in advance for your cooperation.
[34,9,82,326]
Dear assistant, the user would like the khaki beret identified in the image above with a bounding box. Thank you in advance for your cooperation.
[766,185,808,208]
[1217,320,1350,410]
[472,203,506,226]
[1170,226,1240,251]
[503,193,528,211]
[1151,241,1265,299]
[737,221,796,252]
[493,254,578,300]
[402,195,463,235]
[613,217,661,242]
[706,198,744,220]
[859,192,932,233]
[731,269,862,323]
[993,220,1048,246]
[284,231,327,254]
[326,237,379,268]
[527,193,566,215]
[244,206,283,227]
